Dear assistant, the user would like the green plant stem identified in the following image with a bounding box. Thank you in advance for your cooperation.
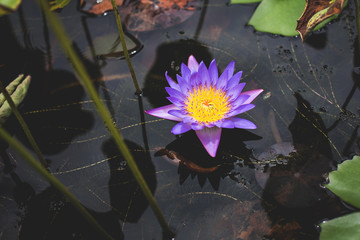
[0,77,47,168]
[355,0,360,52]
[110,0,142,95]
[0,127,114,240]
[37,0,173,237]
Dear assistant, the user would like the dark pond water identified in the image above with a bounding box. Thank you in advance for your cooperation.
[0,0,359,239]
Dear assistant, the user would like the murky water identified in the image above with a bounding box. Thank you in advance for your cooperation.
[0,0,359,239]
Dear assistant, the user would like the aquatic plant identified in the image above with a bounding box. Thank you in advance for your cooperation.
[146,55,263,157]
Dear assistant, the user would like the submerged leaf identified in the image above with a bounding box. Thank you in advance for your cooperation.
[0,0,21,16]
[296,0,347,41]
[0,74,31,124]
[248,0,305,36]
[85,32,143,59]
[320,212,360,240]
[325,155,360,209]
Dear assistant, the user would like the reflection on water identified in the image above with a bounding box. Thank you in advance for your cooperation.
[0,0,359,239]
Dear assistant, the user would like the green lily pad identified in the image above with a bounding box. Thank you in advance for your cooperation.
[0,74,31,124]
[230,0,261,4]
[320,212,360,240]
[0,0,22,16]
[248,0,305,36]
[325,155,360,209]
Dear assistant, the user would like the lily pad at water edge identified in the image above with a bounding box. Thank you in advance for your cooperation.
[325,155,360,209]
[248,0,305,36]
[320,212,360,240]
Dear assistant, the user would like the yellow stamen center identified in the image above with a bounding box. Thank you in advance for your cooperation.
[185,86,230,124]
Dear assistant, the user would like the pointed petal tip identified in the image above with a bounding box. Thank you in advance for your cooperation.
[196,127,222,158]
[242,89,264,104]
[188,55,199,72]
[145,104,182,121]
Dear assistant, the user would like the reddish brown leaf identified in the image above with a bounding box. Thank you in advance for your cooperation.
[80,0,124,15]
[118,0,200,32]
[296,0,346,41]
[155,148,220,173]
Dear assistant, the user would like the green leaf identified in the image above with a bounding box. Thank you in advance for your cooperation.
[248,0,306,36]
[0,74,31,124]
[326,155,360,209]
[49,0,71,11]
[0,0,21,16]
[320,212,360,240]
[230,0,261,4]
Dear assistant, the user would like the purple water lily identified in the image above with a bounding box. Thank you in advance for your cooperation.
[146,55,263,157]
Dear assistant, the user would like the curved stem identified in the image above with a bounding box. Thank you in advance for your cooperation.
[110,0,142,95]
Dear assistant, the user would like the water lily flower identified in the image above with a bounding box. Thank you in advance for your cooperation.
[146,55,263,157]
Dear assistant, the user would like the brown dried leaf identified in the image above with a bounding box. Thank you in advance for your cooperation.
[296,0,346,41]
[80,0,124,15]
[118,0,199,32]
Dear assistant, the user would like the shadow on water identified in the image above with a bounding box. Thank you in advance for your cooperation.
[154,128,261,190]
[0,14,101,156]
[102,138,157,223]
[3,137,157,240]
[257,93,352,239]
[143,39,214,108]
[0,146,124,240]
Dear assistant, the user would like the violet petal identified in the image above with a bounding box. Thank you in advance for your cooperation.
[228,104,255,117]
[226,71,243,90]
[227,83,246,101]
[188,55,199,73]
[189,72,200,88]
[241,89,264,104]
[198,62,211,86]
[231,94,250,109]
[208,59,218,85]
[145,104,182,121]
[165,87,186,100]
[181,63,191,83]
[171,122,192,134]
[230,117,257,129]
[220,119,235,128]
[167,97,184,107]
[191,123,205,130]
[177,75,191,93]
[196,127,222,157]
[168,109,186,119]
[165,72,180,91]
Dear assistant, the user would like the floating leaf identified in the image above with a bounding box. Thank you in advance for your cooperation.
[85,32,143,59]
[118,0,200,32]
[296,0,347,41]
[49,0,71,11]
[325,155,360,209]
[320,212,360,240]
[80,0,124,16]
[248,0,305,36]
[230,0,261,4]
[0,74,31,124]
[0,0,21,16]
